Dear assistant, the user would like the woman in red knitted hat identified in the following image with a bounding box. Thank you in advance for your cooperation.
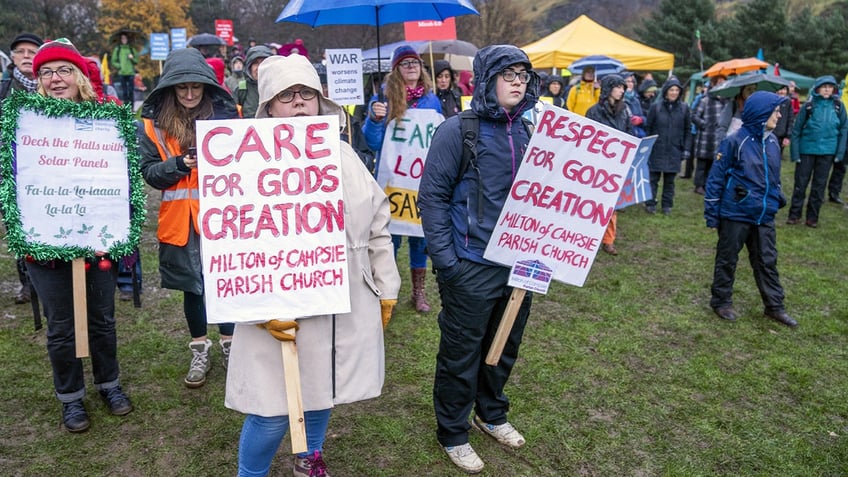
[28,37,134,433]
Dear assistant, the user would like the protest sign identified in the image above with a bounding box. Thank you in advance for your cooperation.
[484,103,652,287]
[196,116,351,324]
[615,135,656,210]
[0,93,144,260]
[325,49,364,106]
[376,108,444,237]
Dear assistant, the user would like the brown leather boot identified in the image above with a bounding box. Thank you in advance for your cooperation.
[411,268,431,313]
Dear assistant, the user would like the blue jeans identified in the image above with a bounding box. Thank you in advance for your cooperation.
[117,250,142,293]
[392,234,428,268]
[238,409,331,477]
[27,260,122,402]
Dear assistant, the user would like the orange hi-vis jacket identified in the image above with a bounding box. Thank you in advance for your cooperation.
[143,118,199,247]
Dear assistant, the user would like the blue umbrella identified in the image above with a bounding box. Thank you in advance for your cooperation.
[568,55,626,78]
[277,0,479,82]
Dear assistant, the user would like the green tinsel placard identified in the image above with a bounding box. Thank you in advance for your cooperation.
[0,91,145,262]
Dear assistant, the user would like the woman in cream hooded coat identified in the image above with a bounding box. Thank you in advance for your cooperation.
[225,54,400,477]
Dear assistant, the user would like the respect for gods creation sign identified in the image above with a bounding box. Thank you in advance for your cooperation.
[196,116,351,323]
[485,104,653,287]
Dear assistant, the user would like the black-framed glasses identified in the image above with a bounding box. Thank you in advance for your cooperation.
[38,66,74,80]
[500,69,531,84]
[275,88,318,103]
[398,60,422,69]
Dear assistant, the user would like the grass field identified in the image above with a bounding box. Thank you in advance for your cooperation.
[1,163,847,476]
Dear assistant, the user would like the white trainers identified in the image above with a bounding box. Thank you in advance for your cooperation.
[443,443,484,474]
[472,415,526,449]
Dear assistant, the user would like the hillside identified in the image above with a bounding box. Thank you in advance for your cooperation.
[524,0,839,38]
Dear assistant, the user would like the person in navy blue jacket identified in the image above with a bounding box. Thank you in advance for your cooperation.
[704,91,797,328]
[419,44,540,473]
[363,44,442,313]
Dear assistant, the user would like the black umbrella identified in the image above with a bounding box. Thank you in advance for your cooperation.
[187,33,226,47]
[110,28,146,44]
[709,73,791,98]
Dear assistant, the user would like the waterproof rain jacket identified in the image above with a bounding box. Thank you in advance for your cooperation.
[137,48,238,294]
[419,45,540,273]
[789,75,848,162]
[704,91,788,227]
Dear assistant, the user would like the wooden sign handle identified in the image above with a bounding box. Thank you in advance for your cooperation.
[485,288,526,366]
[281,330,307,454]
[72,258,89,358]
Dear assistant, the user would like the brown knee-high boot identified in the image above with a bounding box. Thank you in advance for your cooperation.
[411,268,431,313]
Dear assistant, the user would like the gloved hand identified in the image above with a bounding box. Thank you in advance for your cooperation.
[630,115,643,126]
[258,320,299,342]
[380,299,397,329]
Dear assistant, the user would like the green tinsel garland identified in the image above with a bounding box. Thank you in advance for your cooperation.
[0,91,146,262]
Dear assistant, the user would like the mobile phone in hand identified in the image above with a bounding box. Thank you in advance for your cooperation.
[188,147,197,156]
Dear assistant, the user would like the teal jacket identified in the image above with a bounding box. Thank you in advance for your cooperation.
[790,75,848,162]
[111,44,138,76]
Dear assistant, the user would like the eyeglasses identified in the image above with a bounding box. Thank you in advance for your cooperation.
[38,66,74,80]
[275,88,318,103]
[398,60,422,69]
[12,48,38,57]
[500,69,531,84]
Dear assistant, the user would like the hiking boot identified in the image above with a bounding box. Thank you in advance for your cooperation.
[786,217,801,225]
[442,443,484,474]
[61,399,90,433]
[645,205,656,214]
[714,306,739,322]
[185,339,212,388]
[220,338,232,370]
[602,243,618,255]
[765,310,798,328]
[472,415,526,449]
[293,450,331,477]
[411,268,431,313]
[99,385,133,416]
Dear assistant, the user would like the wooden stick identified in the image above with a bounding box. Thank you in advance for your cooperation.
[485,288,526,366]
[281,330,307,454]
[72,258,89,358]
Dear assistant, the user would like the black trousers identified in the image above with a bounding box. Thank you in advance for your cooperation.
[710,219,785,313]
[433,260,532,447]
[827,159,846,200]
[789,154,833,221]
[647,171,676,209]
[27,260,122,402]
[694,157,714,188]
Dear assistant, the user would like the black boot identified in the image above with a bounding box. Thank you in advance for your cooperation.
[62,399,90,433]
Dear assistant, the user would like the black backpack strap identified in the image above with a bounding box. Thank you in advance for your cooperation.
[457,110,484,223]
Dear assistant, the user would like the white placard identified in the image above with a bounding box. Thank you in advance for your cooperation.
[376,108,444,237]
[16,111,130,250]
[196,116,351,323]
[325,48,364,106]
[485,103,650,287]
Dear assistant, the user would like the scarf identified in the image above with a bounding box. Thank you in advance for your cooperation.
[14,68,38,92]
[406,85,424,103]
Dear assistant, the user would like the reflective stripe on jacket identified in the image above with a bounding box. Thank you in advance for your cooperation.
[142,118,198,246]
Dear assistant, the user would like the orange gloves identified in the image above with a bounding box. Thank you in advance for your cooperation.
[380,299,397,329]
[258,320,299,342]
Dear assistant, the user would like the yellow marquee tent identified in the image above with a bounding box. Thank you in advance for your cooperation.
[522,15,675,71]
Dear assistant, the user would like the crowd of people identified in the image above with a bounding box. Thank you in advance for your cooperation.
[3,27,846,476]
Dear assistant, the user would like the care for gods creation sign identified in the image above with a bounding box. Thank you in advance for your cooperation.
[14,110,131,251]
[376,108,444,237]
[484,103,654,288]
[196,116,351,324]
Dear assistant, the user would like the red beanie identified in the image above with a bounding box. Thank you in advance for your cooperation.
[205,57,226,86]
[33,38,89,79]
